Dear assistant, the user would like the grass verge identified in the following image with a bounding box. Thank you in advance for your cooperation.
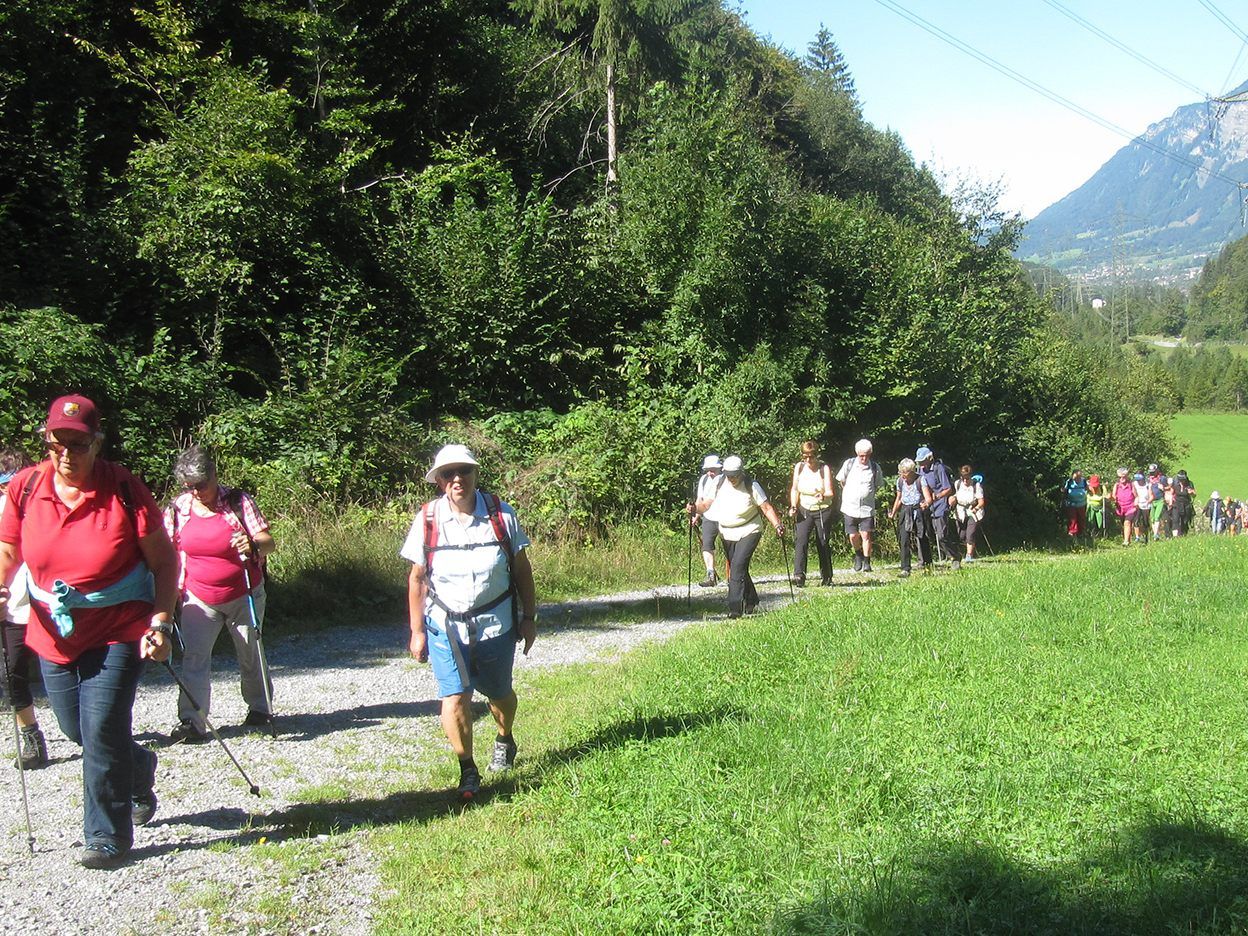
[372,536,1248,934]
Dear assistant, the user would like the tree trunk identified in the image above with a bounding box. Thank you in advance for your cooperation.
[605,59,618,195]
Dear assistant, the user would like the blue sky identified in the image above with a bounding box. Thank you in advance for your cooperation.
[742,1,1248,218]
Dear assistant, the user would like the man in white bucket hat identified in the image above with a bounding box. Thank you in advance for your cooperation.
[401,444,537,801]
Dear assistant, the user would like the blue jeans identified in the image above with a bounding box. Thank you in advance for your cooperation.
[40,641,156,851]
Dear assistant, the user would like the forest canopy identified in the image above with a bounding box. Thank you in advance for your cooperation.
[0,1,1174,538]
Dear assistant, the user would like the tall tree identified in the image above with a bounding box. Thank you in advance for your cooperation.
[804,24,855,99]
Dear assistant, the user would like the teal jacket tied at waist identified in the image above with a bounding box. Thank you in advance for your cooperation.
[25,562,155,638]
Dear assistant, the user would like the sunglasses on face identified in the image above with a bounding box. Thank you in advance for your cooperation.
[183,479,215,493]
[438,466,475,483]
[45,439,93,456]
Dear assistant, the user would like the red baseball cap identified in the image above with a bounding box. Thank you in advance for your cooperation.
[45,395,101,434]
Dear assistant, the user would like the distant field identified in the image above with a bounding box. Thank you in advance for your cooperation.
[1171,412,1248,497]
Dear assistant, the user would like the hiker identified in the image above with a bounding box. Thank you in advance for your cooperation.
[688,454,724,587]
[695,455,784,618]
[1085,474,1106,537]
[164,446,277,743]
[835,439,885,572]
[0,396,177,869]
[1147,465,1167,539]
[888,458,933,578]
[402,444,537,801]
[917,446,959,568]
[1131,473,1153,543]
[1205,491,1228,534]
[1170,470,1196,536]
[788,440,835,587]
[1061,469,1088,538]
[952,465,984,562]
[0,448,49,769]
[1112,468,1137,546]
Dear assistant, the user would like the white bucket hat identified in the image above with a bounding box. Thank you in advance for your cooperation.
[702,454,722,471]
[722,455,744,474]
[425,444,480,483]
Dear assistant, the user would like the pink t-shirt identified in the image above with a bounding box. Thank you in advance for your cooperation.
[179,510,250,605]
[1113,480,1136,513]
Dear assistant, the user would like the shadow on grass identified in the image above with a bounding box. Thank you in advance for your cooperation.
[138,705,745,857]
[776,816,1248,935]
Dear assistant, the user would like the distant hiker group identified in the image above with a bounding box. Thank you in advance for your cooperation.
[1062,465,1241,543]
[689,439,988,609]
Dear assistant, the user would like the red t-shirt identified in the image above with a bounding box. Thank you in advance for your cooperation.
[179,510,251,604]
[0,459,164,664]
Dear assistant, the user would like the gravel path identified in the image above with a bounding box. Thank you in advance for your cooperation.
[0,572,882,933]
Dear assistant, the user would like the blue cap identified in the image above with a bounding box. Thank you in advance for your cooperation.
[1133,472,1144,481]
[971,473,983,484]
[916,446,933,462]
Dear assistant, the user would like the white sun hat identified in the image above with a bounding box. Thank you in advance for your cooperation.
[424,444,480,483]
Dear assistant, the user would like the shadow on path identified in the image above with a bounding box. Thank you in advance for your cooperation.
[138,705,745,855]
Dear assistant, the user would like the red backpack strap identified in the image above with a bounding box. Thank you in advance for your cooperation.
[422,498,440,574]
[482,492,513,554]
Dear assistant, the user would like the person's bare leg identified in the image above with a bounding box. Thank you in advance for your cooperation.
[441,692,474,758]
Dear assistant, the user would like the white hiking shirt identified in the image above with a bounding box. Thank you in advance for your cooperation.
[400,492,530,642]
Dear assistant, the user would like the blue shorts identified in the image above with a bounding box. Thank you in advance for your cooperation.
[426,619,516,700]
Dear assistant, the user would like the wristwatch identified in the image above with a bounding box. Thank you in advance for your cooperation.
[147,620,174,636]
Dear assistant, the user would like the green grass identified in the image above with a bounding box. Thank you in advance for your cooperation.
[1170,412,1248,499]
[371,538,1248,934]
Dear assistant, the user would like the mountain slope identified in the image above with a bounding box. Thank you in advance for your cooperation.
[1019,78,1248,280]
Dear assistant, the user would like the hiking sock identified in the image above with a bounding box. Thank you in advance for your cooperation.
[459,756,479,776]
[496,734,514,747]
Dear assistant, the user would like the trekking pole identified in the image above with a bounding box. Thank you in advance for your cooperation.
[778,528,796,603]
[0,628,35,854]
[160,659,260,796]
[242,567,278,739]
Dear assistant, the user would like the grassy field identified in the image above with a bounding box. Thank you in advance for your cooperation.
[1170,412,1248,499]
[372,538,1248,934]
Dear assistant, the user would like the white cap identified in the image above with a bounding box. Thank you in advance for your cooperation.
[722,455,744,474]
[1212,490,1220,499]
[424,444,480,483]
[702,454,722,471]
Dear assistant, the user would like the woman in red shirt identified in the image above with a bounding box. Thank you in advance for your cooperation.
[0,396,177,869]
[164,446,276,742]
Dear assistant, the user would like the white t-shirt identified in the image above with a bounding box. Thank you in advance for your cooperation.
[399,491,530,641]
[836,458,883,518]
[705,478,769,542]
[0,492,29,625]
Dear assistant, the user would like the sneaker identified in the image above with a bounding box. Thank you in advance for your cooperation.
[488,738,518,773]
[963,555,976,564]
[793,575,806,588]
[14,725,48,770]
[899,570,911,578]
[243,709,274,729]
[697,571,719,588]
[79,843,127,870]
[862,559,873,573]
[457,767,481,802]
[853,553,864,572]
[169,720,209,745]
[951,560,962,571]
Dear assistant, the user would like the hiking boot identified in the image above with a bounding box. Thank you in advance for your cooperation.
[243,709,273,729]
[744,602,759,615]
[133,790,158,827]
[862,559,873,573]
[15,725,48,770]
[820,575,834,587]
[457,766,481,802]
[899,570,911,579]
[853,553,864,572]
[697,571,718,588]
[169,719,209,745]
[488,737,518,773]
[793,575,806,588]
[79,843,128,870]
[951,559,962,571]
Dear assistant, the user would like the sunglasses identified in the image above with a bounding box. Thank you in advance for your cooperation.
[183,479,215,492]
[438,466,476,483]
[45,439,93,456]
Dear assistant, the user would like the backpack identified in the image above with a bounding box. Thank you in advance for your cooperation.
[17,463,139,532]
[422,491,519,633]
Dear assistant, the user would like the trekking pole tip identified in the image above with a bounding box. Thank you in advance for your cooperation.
[249,784,261,796]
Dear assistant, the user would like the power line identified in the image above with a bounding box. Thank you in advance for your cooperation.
[1197,0,1248,46]
[1039,0,1210,100]
[871,0,1248,195]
